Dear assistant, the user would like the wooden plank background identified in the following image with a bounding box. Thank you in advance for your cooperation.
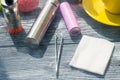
[0,0,120,80]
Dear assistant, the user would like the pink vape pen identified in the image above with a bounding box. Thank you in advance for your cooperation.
[60,2,80,36]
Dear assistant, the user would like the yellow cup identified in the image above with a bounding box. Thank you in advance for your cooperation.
[102,0,120,14]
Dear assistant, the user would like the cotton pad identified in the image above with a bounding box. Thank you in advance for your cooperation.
[70,35,114,75]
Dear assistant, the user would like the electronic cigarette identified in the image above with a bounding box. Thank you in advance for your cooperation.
[60,2,80,36]
[24,0,59,48]
[1,0,23,34]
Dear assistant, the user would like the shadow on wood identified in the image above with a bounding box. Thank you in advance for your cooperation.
[70,34,82,42]
[20,7,41,20]
[9,29,45,58]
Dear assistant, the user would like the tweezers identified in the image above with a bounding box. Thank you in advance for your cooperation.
[55,34,64,79]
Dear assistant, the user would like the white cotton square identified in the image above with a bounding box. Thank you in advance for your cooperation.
[69,35,114,75]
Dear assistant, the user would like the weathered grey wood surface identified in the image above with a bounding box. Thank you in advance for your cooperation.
[0,0,120,80]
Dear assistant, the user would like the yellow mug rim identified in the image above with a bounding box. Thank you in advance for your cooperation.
[82,0,120,26]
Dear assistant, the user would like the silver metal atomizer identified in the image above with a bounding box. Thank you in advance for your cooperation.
[1,0,23,34]
[24,0,60,48]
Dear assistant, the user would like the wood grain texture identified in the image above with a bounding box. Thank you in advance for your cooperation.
[0,0,120,80]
